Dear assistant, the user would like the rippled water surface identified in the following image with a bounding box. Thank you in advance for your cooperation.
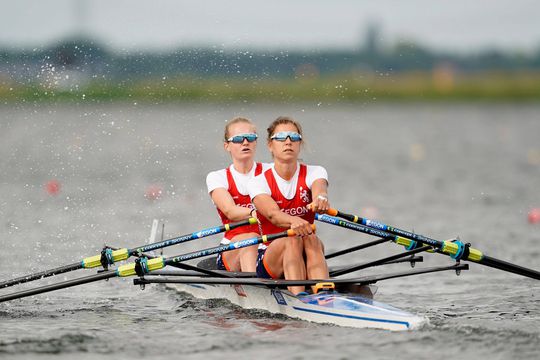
[0,103,539,359]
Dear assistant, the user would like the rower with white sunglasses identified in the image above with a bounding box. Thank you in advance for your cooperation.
[206,117,272,272]
[247,116,330,295]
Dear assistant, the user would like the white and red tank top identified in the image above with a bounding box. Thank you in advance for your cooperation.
[215,162,263,239]
[257,164,315,235]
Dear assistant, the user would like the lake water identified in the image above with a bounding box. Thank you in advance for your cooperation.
[0,102,539,359]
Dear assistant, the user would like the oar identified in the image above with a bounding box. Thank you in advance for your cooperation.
[0,218,257,289]
[0,226,311,303]
[317,210,540,280]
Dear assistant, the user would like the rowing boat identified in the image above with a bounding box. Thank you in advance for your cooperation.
[1,208,538,332]
[150,264,426,331]
[167,279,424,330]
[137,219,431,331]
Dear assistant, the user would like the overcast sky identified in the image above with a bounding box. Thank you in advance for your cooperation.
[1,0,539,53]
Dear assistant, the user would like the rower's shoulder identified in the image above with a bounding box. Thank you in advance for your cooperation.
[206,167,228,183]
[305,164,327,173]
[304,164,328,183]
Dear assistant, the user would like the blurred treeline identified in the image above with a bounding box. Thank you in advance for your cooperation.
[1,36,539,102]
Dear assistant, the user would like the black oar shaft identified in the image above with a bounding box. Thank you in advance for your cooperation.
[480,255,540,280]
[324,210,540,281]
[0,262,82,289]
[0,272,115,303]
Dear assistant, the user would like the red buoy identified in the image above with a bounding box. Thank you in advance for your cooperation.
[528,208,540,224]
[145,184,163,201]
[45,179,61,196]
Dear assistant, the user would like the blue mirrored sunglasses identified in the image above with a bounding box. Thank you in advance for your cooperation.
[227,133,258,144]
[270,131,302,142]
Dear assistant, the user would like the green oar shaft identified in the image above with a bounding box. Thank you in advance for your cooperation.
[0,218,256,289]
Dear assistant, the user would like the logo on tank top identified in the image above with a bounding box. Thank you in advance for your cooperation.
[300,186,310,203]
[284,206,309,216]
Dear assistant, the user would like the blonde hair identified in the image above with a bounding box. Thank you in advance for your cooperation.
[223,117,256,141]
[266,116,303,142]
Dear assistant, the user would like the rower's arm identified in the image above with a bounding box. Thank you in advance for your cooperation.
[310,178,330,213]
[210,188,252,221]
[252,194,309,230]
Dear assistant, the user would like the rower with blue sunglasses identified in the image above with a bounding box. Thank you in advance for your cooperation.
[247,116,330,295]
[206,117,272,272]
[227,133,259,143]
[270,131,302,142]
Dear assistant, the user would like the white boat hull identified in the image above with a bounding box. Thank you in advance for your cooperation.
[167,282,427,331]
